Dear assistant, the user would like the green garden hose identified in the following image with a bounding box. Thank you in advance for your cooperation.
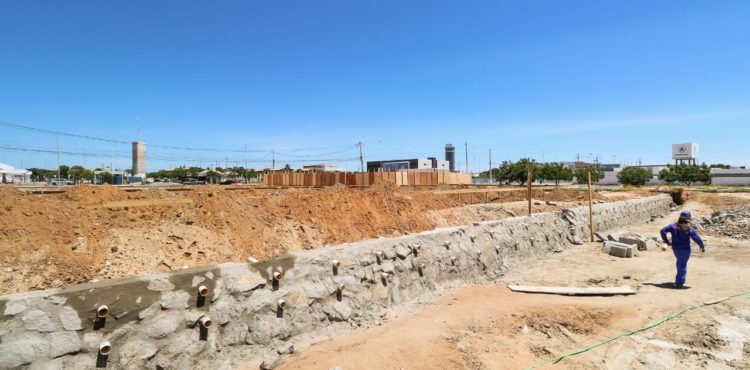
[523,289,750,370]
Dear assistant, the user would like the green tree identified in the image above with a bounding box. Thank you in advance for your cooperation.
[659,164,711,186]
[98,172,113,184]
[494,161,515,184]
[574,165,604,184]
[58,165,70,179]
[540,162,574,186]
[69,165,93,184]
[618,166,653,186]
[512,158,538,185]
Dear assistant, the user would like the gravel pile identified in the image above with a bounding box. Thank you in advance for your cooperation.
[694,207,750,240]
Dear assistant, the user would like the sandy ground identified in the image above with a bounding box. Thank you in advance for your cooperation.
[0,183,621,294]
[255,195,750,370]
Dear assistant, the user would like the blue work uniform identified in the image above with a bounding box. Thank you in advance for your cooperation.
[660,223,705,287]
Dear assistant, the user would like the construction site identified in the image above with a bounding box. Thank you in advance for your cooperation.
[2,2,750,369]
[1,179,749,370]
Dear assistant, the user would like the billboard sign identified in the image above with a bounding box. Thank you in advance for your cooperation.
[672,143,698,160]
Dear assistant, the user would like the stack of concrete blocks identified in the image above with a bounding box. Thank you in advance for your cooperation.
[0,195,672,370]
[603,241,637,258]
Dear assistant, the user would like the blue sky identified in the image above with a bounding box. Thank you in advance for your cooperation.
[1,1,749,171]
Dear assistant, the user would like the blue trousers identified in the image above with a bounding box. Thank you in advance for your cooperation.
[672,248,691,287]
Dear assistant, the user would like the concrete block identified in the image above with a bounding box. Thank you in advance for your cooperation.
[604,241,635,258]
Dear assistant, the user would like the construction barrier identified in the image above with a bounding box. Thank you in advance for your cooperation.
[264,171,472,187]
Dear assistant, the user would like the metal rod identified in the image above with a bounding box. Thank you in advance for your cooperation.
[588,170,595,242]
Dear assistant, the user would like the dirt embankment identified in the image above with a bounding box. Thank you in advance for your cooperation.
[0,184,617,294]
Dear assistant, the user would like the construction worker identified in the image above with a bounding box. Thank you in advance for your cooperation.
[660,211,705,289]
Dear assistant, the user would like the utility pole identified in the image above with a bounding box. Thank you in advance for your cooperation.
[244,144,248,183]
[272,150,276,171]
[358,141,364,172]
[488,149,492,185]
[464,142,469,173]
[56,134,61,179]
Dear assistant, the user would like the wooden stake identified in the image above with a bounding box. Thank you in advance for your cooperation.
[527,170,532,215]
[588,170,595,242]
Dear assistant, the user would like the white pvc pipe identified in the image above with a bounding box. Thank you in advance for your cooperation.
[198,285,209,297]
[374,251,384,260]
[337,283,345,292]
[381,272,391,281]
[247,257,258,264]
[450,256,457,264]
[444,241,451,248]
[277,299,288,309]
[273,271,284,281]
[411,243,422,251]
[419,263,426,270]
[97,305,109,318]
[331,259,341,268]
[99,341,112,355]
[199,316,213,328]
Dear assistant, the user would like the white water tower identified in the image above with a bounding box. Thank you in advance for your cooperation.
[671,143,698,165]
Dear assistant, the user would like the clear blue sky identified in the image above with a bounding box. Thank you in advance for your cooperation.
[1,1,749,171]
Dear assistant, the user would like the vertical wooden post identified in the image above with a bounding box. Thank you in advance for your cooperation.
[527,170,532,215]
[588,170,595,242]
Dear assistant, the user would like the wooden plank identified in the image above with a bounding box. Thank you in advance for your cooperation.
[507,284,636,296]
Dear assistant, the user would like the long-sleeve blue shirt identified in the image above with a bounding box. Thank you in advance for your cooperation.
[660,223,705,250]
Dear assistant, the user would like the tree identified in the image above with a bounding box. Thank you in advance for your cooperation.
[98,172,113,184]
[659,164,711,186]
[540,162,574,186]
[618,166,653,186]
[574,165,604,184]
[58,165,70,179]
[494,161,515,184]
[69,165,93,184]
[512,158,538,185]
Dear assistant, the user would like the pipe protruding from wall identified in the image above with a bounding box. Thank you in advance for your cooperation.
[277,299,289,309]
[247,257,258,264]
[97,305,109,318]
[374,250,384,261]
[98,341,112,355]
[337,283,345,292]
[443,241,451,249]
[198,285,209,297]
[199,316,213,328]
[331,259,341,268]
[273,271,284,281]
[450,256,457,265]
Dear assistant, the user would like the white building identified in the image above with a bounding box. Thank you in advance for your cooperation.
[711,168,750,186]
[0,163,31,184]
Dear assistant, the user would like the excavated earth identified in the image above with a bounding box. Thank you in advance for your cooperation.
[0,184,630,294]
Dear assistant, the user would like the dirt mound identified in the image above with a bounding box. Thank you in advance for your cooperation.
[544,187,605,202]
[64,184,137,203]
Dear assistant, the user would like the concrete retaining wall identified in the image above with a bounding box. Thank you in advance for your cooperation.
[0,195,671,369]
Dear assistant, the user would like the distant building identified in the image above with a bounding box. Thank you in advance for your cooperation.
[0,163,31,183]
[132,141,146,177]
[711,168,750,186]
[367,157,450,172]
[302,164,344,172]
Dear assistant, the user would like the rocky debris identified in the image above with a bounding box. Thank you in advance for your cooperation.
[260,354,281,370]
[692,208,750,240]
[145,311,182,339]
[160,290,190,310]
[118,337,158,367]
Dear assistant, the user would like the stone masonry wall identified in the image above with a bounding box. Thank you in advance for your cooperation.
[0,195,671,369]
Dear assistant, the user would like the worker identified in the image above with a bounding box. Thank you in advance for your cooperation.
[660,211,705,289]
